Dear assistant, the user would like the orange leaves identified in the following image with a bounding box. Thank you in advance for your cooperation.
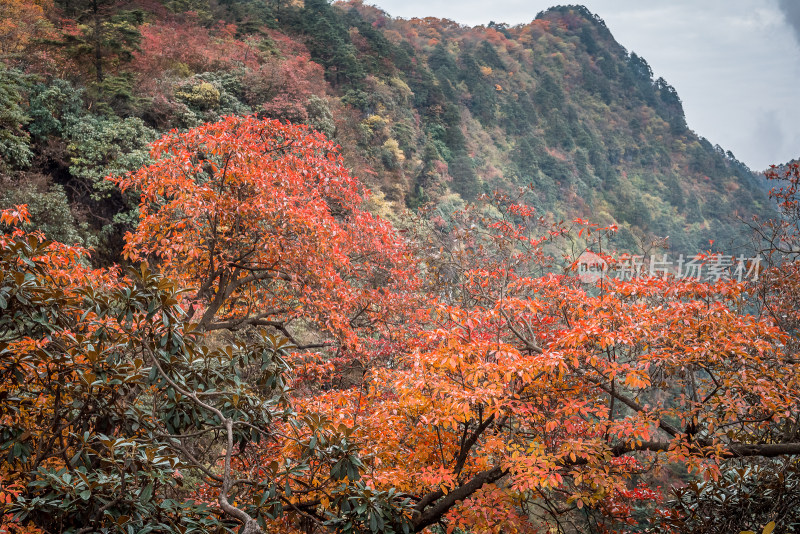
[621,370,650,390]
[444,484,532,534]
[418,466,457,493]
[112,116,419,341]
[0,0,55,59]
[0,205,29,226]
[96,148,800,531]
[338,208,798,531]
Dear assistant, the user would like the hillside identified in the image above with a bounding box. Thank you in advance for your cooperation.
[3,3,800,533]
[0,0,773,260]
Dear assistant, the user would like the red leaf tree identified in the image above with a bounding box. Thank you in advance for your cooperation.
[113,116,417,350]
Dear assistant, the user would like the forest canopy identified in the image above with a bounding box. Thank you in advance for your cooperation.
[1,1,798,533]
[1,115,799,534]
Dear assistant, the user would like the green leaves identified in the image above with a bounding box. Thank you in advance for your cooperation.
[667,459,800,533]
[0,65,33,170]
[322,482,413,534]
[0,224,299,532]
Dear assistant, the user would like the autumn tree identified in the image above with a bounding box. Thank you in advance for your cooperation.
[753,161,800,347]
[285,193,800,534]
[113,115,418,349]
[113,119,800,532]
[243,54,326,124]
[664,161,800,533]
[0,204,409,534]
[130,16,262,87]
[0,0,56,60]
[7,110,800,534]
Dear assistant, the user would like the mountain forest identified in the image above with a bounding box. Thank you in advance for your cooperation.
[1,1,799,533]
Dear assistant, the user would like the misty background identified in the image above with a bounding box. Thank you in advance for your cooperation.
[369,0,800,172]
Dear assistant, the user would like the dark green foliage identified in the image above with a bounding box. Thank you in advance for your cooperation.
[55,1,144,84]
[428,43,458,80]
[440,104,466,154]
[512,135,540,177]
[685,194,703,223]
[0,176,91,246]
[627,52,653,82]
[341,88,370,111]
[214,0,276,30]
[475,40,505,71]
[60,113,156,260]
[664,459,800,534]
[342,7,403,76]
[0,66,33,170]
[538,152,573,185]
[163,0,213,24]
[391,120,415,156]
[0,236,245,532]
[323,483,412,534]
[458,50,498,124]
[655,77,687,132]
[91,73,141,115]
[534,72,565,114]
[500,91,538,135]
[283,0,365,86]
[27,79,84,140]
[66,114,156,200]
[618,196,652,229]
[449,152,482,200]
[581,62,612,103]
[579,26,600,55]
[544,113,574,150]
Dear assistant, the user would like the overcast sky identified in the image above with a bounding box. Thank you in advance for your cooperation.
[368,0,800,172]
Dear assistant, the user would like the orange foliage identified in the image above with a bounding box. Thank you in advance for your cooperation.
[113,116,418,347]
[0,0,54,55]
[196,194,800,532]
[5,112,799,532]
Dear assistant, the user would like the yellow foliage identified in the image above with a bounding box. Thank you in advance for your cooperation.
[388,76,413,101]
[362,189,397,223]
[0,0,55,55]
[176,82,221,109]
[363,114,387,132]
[382,138,405,163]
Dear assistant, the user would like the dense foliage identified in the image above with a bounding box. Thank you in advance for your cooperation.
[0,0,773,262]
[1,117,799,534]
[2,2,798,534]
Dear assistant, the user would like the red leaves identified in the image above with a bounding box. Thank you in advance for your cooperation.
[132,16,262,85]
[244,54,325,123]
[113,115,419,347]
[103,136,800,531]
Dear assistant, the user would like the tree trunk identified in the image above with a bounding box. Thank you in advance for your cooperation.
[93,0,103,83]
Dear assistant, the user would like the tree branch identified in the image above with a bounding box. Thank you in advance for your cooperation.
[413,466,507,532]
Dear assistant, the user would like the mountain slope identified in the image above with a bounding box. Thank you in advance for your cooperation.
[0,1,773,259]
